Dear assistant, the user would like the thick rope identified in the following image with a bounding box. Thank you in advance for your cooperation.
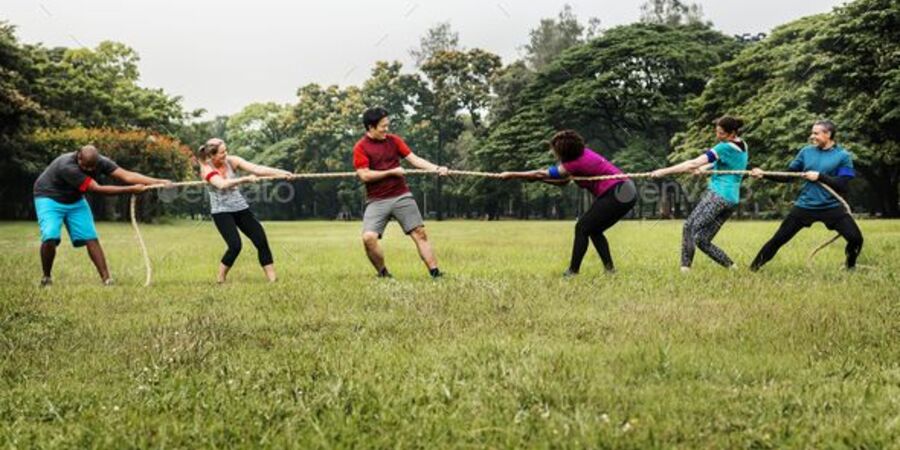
[130,168,853,286]
[564,170,853,266]
[806,182,851,266]
[130,194,152,287]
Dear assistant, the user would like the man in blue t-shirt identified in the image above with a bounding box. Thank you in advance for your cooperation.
[749,120,863,270]
[33,145,171,286]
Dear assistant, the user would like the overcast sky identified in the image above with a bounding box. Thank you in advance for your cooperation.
[4,0,848,117]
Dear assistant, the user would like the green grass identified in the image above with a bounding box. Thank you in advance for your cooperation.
[1,219,898,448]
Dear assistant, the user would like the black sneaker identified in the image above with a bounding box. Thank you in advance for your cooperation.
[40,276,52,287]
[377,268,392,278]
[429,268,443,279]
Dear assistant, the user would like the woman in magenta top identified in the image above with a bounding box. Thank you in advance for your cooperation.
[502,130,636,276]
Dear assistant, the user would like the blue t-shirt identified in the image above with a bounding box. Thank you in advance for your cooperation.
[789,145,855,210]
[706,140,749,205]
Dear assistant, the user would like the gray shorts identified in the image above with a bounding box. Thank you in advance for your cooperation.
[362,193,424,238]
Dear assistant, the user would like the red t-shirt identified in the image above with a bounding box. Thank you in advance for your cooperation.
[353,134,412,200]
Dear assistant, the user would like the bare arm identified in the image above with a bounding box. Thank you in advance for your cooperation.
[694,163,714,174]
[85,179,146,195]
[499,169,544,180]
[751,166,804,182]
[201,165,255,190]
[652,153,711,178]
[229,156,291,177]
[110,168,170,185]
[404,153,448,175]
[500,167,571,185]
[356,167,405,184]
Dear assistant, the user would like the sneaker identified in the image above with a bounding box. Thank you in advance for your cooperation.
[563,269,578,278]
[680,266,691,273]
[40,276,53,287]
[102,278,115,286]
[429,268,443,279]
[377,268,392,278]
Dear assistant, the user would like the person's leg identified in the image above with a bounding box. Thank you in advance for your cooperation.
[587,190,636,272]
[234,209,276,281]
[750,213,806,271]
[394,195,440,276]
[35,198,64,284]
[66,198,107,283]
[588,233,612,271]
[40,241,58,280]
[681,193,718,269]
[692,197,735,268]
[361,199,392,276]
[212,212,242,283]
[84,240,110,282]
[569,212,597,274]
[828,214,864,269]
[409,226,438,271]
[362,231,388,275]
[569,192,617,274]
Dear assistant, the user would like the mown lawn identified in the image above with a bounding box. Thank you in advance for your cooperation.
[1,219,898,448]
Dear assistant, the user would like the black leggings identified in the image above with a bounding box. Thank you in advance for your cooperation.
[212,209,274,267]
[751,207,863,270]
[570,180,637,273]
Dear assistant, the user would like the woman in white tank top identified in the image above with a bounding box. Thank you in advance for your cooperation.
[197,138,292,283]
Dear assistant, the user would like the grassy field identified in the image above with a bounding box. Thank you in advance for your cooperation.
[0,218,898,448]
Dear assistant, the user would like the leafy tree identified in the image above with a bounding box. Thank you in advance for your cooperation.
[28,128,193,221]
[361,61,427,137]
[483,23,739,217]
[225,102,293,159]
[420,48,502,218]
[640,0,707,26]
[29,41,186,130]
[822,0,900,216]
[286,83,366,217]
[409,22,459,67]
[674,0,899,216]
[524,4,593,70]
[0,22,48,218]
[489,61,535,125]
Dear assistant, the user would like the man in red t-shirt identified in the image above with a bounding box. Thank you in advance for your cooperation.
[353,107,449,278]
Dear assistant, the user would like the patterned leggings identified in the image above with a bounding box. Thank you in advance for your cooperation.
[682,191,735,268]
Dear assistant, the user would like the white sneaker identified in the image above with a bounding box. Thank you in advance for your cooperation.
[680,266,691,273]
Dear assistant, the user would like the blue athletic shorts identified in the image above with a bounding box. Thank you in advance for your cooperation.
[34,197,98,247]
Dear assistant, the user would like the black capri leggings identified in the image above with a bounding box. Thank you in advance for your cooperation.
[212,209,274,267]
[569,180,637,273]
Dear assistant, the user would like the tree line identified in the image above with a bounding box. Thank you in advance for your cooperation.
[1,0,897,221]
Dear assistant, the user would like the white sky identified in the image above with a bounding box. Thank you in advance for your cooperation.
[3,0,848,117]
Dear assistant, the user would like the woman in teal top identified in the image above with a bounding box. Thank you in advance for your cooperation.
[651,116,749,271]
